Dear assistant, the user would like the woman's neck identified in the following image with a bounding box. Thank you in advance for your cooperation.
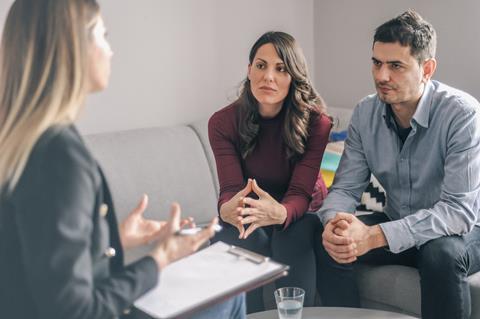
[258,102,283,119]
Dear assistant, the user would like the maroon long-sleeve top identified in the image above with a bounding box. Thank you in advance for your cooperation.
[208,102,331,228]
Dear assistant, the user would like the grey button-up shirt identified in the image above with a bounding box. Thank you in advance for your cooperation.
[318,80,480,253]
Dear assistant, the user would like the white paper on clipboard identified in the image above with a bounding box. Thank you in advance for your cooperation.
[134,241,288,318]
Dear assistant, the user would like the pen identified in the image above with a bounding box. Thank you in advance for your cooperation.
[176,224,223,236]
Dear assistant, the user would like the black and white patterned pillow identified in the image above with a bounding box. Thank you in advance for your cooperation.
[357,175,386,213]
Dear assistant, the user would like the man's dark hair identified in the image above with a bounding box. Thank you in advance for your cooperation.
[374,9,436,63]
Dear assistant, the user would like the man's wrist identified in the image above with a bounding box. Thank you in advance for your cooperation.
[367,225,387,249]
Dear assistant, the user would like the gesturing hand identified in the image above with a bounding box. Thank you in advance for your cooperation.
[120,194,195,250]
[149,203,217,270]
[239,179,287,239]
[219,179,253,238]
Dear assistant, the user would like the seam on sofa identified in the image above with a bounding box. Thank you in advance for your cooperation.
[187,124,219,195]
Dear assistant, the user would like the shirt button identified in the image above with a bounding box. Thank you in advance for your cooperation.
[99,203,108,218]
[104,247,116,258]
[123,308,131,315]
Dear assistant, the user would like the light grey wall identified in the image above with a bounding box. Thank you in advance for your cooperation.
[313,0,480,109]
[79,0,314,134]
[2,1,477,132]
[0,0,314,134]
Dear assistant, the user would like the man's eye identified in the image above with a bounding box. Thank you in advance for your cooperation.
[391,63,402,69]
[372,60,381,66]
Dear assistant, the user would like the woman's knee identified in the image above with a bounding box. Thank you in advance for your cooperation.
[273,213,321,245]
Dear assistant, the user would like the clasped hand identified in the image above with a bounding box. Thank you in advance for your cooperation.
[322,212,386,264]
[219,178,287,239]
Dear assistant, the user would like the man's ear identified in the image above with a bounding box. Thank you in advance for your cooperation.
[422,58,437,83]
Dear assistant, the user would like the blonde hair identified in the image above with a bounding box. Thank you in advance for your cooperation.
[0,0,100,194]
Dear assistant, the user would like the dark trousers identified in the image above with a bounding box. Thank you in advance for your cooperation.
[315,212,480,319]
[212,213,321,313]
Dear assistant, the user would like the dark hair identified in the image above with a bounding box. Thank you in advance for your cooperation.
[237,31,328,160]
[374,9,436,63]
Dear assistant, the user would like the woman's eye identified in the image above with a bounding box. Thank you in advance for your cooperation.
[277,66,286,72]
[256,63,265,69]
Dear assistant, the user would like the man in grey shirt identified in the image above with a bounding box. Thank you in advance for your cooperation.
[316,10,480,319]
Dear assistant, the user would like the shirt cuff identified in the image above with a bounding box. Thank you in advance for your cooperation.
[317,209,337,226]
[379,219,416,253]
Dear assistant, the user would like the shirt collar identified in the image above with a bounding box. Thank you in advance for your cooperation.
[412,80,433,129]
[382,80,433,129]
[382,104,396,129]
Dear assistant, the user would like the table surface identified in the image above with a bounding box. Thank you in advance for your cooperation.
[247,307,418,319]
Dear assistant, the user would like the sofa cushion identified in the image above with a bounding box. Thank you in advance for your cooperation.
[357,263,480,318]
[85,125,218,262]
[356,264,421,317]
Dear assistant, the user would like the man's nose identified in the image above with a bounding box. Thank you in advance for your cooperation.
[375,65,390,83]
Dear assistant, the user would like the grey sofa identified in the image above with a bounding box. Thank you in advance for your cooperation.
[84,111,480,318]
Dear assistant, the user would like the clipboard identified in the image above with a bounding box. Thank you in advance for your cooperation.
[134,241,289,319]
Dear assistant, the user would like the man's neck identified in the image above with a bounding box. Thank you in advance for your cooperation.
[390,84,425,128]
[390,103,416,128]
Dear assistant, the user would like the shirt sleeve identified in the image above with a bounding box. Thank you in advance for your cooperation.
[380,104,480,253]
[208,110,246,212]
[317,104,372,225]
[12,132,158,319]
[281,113,331,228]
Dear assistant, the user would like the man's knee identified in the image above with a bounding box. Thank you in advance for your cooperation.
[419,236,467,276]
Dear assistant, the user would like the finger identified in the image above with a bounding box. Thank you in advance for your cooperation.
[190,217,219,250]
[180,217,195,229]
[332,212,354,224]
[333,226,348,237]
[240,215,259,225]
[323,224,353,245]
[236,223,245,238]
[132,194,149,216]
[325,246,357,260]
[242,197,261,209]
[243,223,259,239]
[322,238,357,254]
[334,219,350,230]
[240,207,261,217]
[237,196,246,208]
[238,178,253,197]
[329,252,357,264]
[252,179,268,198]
[168,202,181,233]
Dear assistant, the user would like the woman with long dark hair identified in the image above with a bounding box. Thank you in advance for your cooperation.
[209,31,331,312]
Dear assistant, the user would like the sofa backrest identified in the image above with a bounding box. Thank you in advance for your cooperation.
[84,123,218,262]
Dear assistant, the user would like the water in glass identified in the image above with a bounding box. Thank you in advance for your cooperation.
[277,299,303,319]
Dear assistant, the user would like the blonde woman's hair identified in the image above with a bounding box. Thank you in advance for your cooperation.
[0,0,100,194]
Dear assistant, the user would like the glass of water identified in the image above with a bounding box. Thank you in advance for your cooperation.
[274,287,305,319]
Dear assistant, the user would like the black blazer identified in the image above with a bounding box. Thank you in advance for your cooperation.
[0,125,158,319]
